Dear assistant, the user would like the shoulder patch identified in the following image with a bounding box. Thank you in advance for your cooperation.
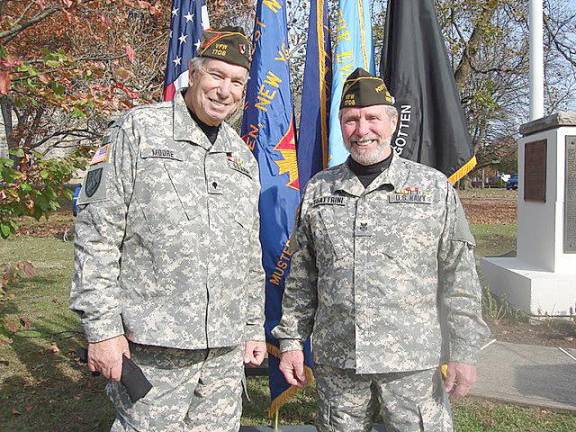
[77,164,112,205]
[85,168,103,197]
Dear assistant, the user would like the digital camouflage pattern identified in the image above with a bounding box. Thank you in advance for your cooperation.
[70,90,265,348]
[315,365,452,432]
[108,344,243,431]
[272,153,489,373]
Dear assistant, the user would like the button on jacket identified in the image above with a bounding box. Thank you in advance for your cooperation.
[70,91,265,349]
[273,155,489,373]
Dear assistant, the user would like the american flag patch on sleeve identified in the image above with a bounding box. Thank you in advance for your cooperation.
[89,144,111,165]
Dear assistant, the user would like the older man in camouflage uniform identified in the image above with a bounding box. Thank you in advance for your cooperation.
[70,27,266,431]
[272,68,489,432]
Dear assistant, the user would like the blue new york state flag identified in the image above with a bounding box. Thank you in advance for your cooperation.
[241,0,312,417]
[328,0,376,167]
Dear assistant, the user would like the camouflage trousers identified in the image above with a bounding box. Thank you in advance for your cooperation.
[314,365,453,432]
[107,343,243,432]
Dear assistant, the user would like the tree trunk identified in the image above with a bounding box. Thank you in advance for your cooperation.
[453,1,500,87]
[0,96,12,159]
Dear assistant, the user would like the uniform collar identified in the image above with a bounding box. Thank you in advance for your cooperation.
[364,151,409,194]
[334,151,409,196]
[172,90,234,153]
[333,163,366,197]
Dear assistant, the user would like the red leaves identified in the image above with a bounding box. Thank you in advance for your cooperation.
[0,57,19,95]
[121,0,162,14]
[125,45,136,63]
[0,71,10,95]
[113,82,140,99]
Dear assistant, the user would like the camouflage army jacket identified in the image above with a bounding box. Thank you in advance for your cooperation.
[272,154,489,374]
[70,91,265,349]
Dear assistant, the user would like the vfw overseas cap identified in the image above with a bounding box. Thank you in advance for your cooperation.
[198,26,251,70]
[340,67,395,109]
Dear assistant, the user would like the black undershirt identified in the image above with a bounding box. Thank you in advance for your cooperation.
[347,153,393,188]
[188,107,220,145]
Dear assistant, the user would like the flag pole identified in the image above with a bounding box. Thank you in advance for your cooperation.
[529,0,544,120]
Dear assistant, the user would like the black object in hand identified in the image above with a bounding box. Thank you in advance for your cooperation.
[76,347,153,403]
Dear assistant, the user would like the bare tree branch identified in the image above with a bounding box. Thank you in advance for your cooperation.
[0,0,97,44]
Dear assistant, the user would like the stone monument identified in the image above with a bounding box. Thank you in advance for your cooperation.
[481,112,576,316]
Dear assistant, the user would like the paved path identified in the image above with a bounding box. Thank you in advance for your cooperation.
[241,340,576,431]
[471,340,576,412]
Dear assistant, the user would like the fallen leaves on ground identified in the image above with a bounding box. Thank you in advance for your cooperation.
[461,198,516,225]
[3,316,20,333]
[19,316,32,329]
[488,319,576,349]
[48,343,61,354]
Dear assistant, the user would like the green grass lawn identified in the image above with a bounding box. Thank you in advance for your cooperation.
[1,227,575,431]
[471,224,517,258]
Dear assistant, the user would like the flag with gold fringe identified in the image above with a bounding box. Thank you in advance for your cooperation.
[240,0,309,418]
[380,0,476,183]
[298,0,332,190]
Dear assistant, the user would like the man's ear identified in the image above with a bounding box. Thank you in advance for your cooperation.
[188,64,196,86]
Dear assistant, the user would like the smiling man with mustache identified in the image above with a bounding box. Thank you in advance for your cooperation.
[273,68,490,432]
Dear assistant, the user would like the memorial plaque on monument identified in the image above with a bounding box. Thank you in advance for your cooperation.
[524,140,547,202]
[565,136,576,253]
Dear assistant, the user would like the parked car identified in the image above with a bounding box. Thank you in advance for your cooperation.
[506,175,518,190]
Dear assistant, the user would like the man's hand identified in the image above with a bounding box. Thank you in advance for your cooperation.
[88,335,130,381]
[244,341,267,367]
[279,350,307,388]
[443,362,477,398]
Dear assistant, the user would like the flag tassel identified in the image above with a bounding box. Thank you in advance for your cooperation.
[448,156,477,184]
[273,409,279,431]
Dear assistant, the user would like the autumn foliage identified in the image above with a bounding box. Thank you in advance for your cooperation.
[0,0,256,238]
[0,0,168,237]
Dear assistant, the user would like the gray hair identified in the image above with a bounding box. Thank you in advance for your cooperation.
[188,56,209,72]
[384,105,399,124]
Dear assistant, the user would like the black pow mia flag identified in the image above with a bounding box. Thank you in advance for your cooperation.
[85,168,103,197]
[380,0,476,183]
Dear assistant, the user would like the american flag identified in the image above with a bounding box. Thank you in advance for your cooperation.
[163,0,210,101]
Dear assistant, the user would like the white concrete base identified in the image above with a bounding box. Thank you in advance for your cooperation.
[481,257,576,315]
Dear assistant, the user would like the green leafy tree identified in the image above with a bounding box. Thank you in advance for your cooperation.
[0,0,166,238]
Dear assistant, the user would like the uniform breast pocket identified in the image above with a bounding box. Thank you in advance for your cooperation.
[134,158,196,230]
[309,207,353,263]
[377,202,441,271]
